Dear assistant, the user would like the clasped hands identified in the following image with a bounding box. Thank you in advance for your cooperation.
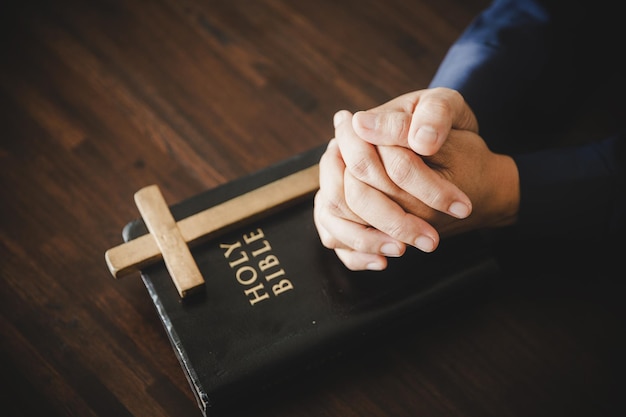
[313,87,520,271]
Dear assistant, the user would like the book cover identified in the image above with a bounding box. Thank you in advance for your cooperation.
[121,145,501,416]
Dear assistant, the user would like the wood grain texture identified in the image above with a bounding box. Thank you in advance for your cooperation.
[132,184,205,297]
[1,1,625,416]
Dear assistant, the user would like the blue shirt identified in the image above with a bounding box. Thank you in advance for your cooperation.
[429,0,625,239]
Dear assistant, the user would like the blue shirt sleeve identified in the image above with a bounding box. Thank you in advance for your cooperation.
[429,0,551,135]
[512,135,626,238]
[428,0,626,238]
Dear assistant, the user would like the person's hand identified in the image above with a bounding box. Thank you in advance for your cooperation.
[374,124,520,236]
[352,87,479,156]
[351,88,520,236]
[314,131,441,271]
[313,88,519,271]
[314,88,479,270]
[333,88,479,228]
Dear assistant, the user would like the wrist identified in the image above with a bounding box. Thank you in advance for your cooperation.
[489,154,520,227]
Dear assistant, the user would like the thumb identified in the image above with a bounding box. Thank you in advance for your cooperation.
[409,88,478,156]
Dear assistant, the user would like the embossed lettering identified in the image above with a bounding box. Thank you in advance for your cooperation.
[228,250,249,268]
[265,268,285,281]
[243,228,264,244]
[220,227,293,306]
[272,279,293,295]
[258,255,279,271]
[236,265,257,285]
[251,240,272,257]
[245,283,270,305]
[220,241,242,258]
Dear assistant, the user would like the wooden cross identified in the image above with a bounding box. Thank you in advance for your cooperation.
[105,164,320,298]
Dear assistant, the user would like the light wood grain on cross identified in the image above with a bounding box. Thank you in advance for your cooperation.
[133,185,205,298]
[105,164,320,298]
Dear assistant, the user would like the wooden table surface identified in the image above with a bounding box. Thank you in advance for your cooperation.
[1,1,625,416]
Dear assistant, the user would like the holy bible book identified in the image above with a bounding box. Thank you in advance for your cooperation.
[120,145,501,416]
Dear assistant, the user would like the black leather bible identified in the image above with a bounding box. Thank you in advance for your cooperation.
[122,145,501,416]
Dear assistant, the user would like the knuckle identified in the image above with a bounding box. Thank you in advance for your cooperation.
[424,89,455,118]
[344,183,366,209]
[316,188,348,218]
[320,234,339,250]
[446,88,464,104]
[348,234,369,253]
[383,217,408,241]
[423,187,446,210]
[432,99,453,119]
[326,194,345,216]
[433,86,463,104]
[385,152,414,187]
[385,114,409,139]
[346,155,375,181]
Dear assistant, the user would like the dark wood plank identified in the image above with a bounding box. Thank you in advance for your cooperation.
[1,1,625,417]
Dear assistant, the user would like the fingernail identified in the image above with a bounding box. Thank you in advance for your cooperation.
[380,242,402,257]
[448,201,471,219]
[355,111,377,130]
[415,235,435,252]
[333,110,349,128]
[366,262,385,271]
[411,126,437,150]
